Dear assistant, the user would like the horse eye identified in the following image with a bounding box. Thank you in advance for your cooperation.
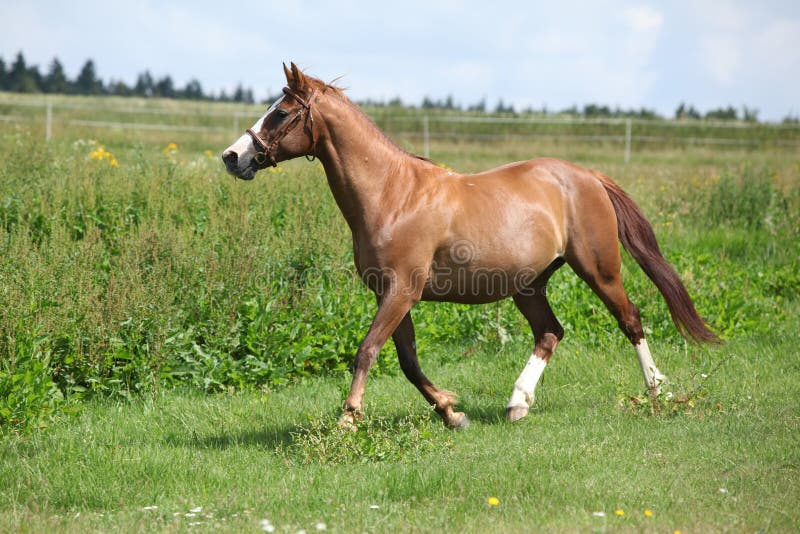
[275,109,289,119]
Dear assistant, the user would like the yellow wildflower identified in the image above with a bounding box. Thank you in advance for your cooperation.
[644,509,653,517]
[204,150,214,159]
[88,145,119,168]
[486,497,500,506]
[615,509,625,516]
[162,143,179,160]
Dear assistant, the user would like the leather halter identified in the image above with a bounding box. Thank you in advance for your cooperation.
[246,86,318,167]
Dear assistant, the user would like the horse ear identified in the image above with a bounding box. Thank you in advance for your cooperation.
[289,62,308,90]
[283,62,293,85]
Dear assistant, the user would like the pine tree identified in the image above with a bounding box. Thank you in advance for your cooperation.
[75,59,103,94]
[134,71,154,97]
[0,56,7,90]
[107,79,132,96]
[154,76,175,98]
[9,52,39,92]
[181,79,204,99]
[44,58,70,94]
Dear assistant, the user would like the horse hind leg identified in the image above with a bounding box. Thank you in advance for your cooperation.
[565,244,667,394]
[506,260,565,422]
[393,312,468,429]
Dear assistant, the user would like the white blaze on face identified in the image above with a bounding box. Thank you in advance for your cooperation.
[224,95,285,165]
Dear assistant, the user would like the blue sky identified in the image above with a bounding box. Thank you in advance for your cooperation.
[1,0,799,120]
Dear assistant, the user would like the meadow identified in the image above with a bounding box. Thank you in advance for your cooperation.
[1,94,799,532]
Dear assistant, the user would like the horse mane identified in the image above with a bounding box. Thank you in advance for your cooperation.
[305,75,435,164]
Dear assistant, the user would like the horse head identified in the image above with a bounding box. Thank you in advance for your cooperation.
[222,62,319,179]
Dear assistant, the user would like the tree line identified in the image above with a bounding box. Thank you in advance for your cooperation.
[3,50,794,123]
[0,51,256,103]
[356,94,784,123]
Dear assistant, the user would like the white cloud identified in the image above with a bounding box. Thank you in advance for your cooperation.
[701,36,741,86]
[623,5,664,32]
[692,0,747,86]
[2,0,799,120]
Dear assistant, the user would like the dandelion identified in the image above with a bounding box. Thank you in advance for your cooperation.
[615,509,625,516]
[644,509,653,517]
[88,145,120,168]
[204,149,214,159]
[487,497,500,506]
[163,142,179,160]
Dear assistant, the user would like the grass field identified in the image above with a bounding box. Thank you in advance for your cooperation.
[1,92,799,532]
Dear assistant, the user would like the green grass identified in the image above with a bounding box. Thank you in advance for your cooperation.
[2,336,798,532]
[1,92,799,531]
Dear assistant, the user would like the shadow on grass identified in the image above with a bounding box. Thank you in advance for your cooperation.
[162,424,299,450]
[460,402,508,425]
[161,402,514,455]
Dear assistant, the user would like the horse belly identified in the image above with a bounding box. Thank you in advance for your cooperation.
[422,249,557,304]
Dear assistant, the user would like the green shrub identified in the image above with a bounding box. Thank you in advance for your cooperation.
[705,164,777,229]
[0,328,66,431]
[0,129,797,431]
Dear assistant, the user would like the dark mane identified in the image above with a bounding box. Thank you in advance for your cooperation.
[306,76,435,164]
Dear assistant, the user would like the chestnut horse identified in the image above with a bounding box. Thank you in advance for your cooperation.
[222,63,719,429]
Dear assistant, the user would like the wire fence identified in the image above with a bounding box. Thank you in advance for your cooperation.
[2,96,799,163]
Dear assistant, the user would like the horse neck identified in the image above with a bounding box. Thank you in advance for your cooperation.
[314,95,430,231]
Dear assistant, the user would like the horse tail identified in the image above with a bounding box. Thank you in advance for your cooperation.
[597,174,721,344]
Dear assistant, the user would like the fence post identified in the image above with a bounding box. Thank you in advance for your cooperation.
[46,101,53,141]
[624,118,631,164]
[423,115,430,158]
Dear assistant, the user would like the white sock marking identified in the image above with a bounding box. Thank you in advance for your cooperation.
[635,338,666,392]
[507,354,547,409]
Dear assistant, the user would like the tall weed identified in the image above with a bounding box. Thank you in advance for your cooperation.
[0,132,797,430]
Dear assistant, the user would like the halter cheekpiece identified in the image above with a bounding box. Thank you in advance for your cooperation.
[247,86,318,167]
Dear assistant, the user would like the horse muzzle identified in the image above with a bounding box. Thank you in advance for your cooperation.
[221,149,257,180]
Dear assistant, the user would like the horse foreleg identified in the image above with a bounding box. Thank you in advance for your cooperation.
[507,283,564,422]
[393,311,468,429]
[339,292,416,429]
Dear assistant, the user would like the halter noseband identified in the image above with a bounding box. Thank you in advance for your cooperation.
[246,86,318,167]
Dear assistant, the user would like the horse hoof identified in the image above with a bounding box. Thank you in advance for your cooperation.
[649,375,669,397]
[337,412,358,432]
[446,412,470,430]
[506,405,529,422]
